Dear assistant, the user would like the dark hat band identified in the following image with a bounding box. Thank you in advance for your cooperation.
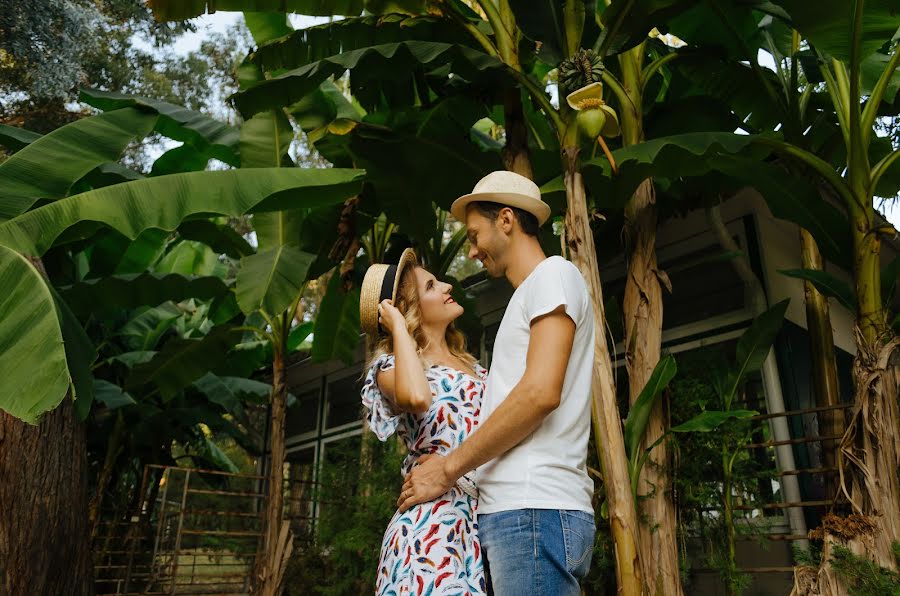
[377,264,399,333]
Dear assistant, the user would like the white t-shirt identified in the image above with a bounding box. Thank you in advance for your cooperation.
[475,256,595,514]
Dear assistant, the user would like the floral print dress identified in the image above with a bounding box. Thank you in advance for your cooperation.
[361,354,487,596]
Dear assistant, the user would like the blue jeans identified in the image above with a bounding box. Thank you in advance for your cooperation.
[479,509,595,596]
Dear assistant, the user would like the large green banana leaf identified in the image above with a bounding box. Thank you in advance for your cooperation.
[126,324,242,401]
[312,269,361,365]
[177,220,255,258]
[252,14,476,72]
[59,273,232,317]
[80,88,242,166]
[0,124,42,152]
[0,108,156,221]
[0,168,363,422]
[233,41,507,118]
[244,11,293,45]
[0,246,70,423]
[147,0,365,20]
[236,246,316,315]
[0,167,365,257]
[765,0,899,63]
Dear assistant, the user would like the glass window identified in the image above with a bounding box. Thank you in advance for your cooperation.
[325,372,363,429]
[285,447,316,540]
[286,388,320,438]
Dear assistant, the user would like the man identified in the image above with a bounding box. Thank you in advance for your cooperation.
[397,170,596,595]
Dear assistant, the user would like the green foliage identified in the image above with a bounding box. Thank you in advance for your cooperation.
[668,344,777,595]
[284,434,405,595]
[830,544,900,596]
[0,108,157,221]
[312,271,361,365]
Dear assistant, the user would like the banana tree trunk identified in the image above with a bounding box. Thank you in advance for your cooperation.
[617,45,680,596]
[622,179,679,596]
[798,230,844,498]
[562,143,643,595]
[0,397,94,595]
[255,317,290,596]
[800,199,900,594]
[501,89,534,179]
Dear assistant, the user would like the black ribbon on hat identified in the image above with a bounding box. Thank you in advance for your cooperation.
[377,264,399,333]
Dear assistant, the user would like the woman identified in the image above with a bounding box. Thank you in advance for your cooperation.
[359,248,487,595]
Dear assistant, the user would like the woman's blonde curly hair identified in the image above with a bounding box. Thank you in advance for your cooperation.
[366,265,476,372]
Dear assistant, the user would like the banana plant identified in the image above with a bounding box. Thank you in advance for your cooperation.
[688,2,900,584]
[0,92,364,595]
[624,299,788,595]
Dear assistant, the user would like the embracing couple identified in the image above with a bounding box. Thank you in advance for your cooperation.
[359,171,596,595]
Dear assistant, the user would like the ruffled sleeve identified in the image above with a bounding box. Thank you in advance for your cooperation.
[360,354,400,441]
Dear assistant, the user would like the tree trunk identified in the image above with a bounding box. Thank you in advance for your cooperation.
[562,144,643,595]
[623,179,679,596]
[254,320,290,596]
[0,396,94,595]
[792,339,900,596]
[615,44,679,594]
[501,89,534,180]
[799,230,844,498]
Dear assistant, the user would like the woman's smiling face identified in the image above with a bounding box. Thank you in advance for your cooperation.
[413,267,463,326]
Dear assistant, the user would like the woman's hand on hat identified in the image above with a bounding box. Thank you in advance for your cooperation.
[378,299,405,335]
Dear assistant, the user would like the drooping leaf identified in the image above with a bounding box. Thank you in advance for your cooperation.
[0,108,157,221]
[779,269,857,311]
[543,132,760,209]
[110,229,170,276]
[709,155,852,269]
[177,220,255,258]
[126,325,242,401]
[670,409,758,433]
[0,123,42,152]
[233,41,507,119]
[0,167,365,257]
[80,88,242,166]
[147,0,365,20]
[769,0,900,63]
[235,245,317,315]
[0,247,69,423]
[289,80,363,144]
[149,144,210,176]
[155,240,224,277]
[726,299,789,401]
[319,97,501,243]
[288,320,315,352]
[244,11,293,45]
[252,13,479,72]
[51,286,97,420]
[118,302,184,352]
[665,1,762,60]
[193,435,241,473]
[94,379,137,410]
[58,273,231,317]
[312,270,361,365]
[861,49,900,106]
[623,355,677,460]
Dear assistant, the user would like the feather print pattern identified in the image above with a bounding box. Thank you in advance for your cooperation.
[361,356,486,595]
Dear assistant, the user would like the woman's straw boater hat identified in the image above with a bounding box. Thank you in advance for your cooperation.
[450,170,551,226]
[359,248,418,336]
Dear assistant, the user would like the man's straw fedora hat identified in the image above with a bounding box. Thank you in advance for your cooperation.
[359,248,418,336]
[451,170,551,226]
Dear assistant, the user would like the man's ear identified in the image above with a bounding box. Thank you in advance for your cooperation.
[497,207,516,233]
